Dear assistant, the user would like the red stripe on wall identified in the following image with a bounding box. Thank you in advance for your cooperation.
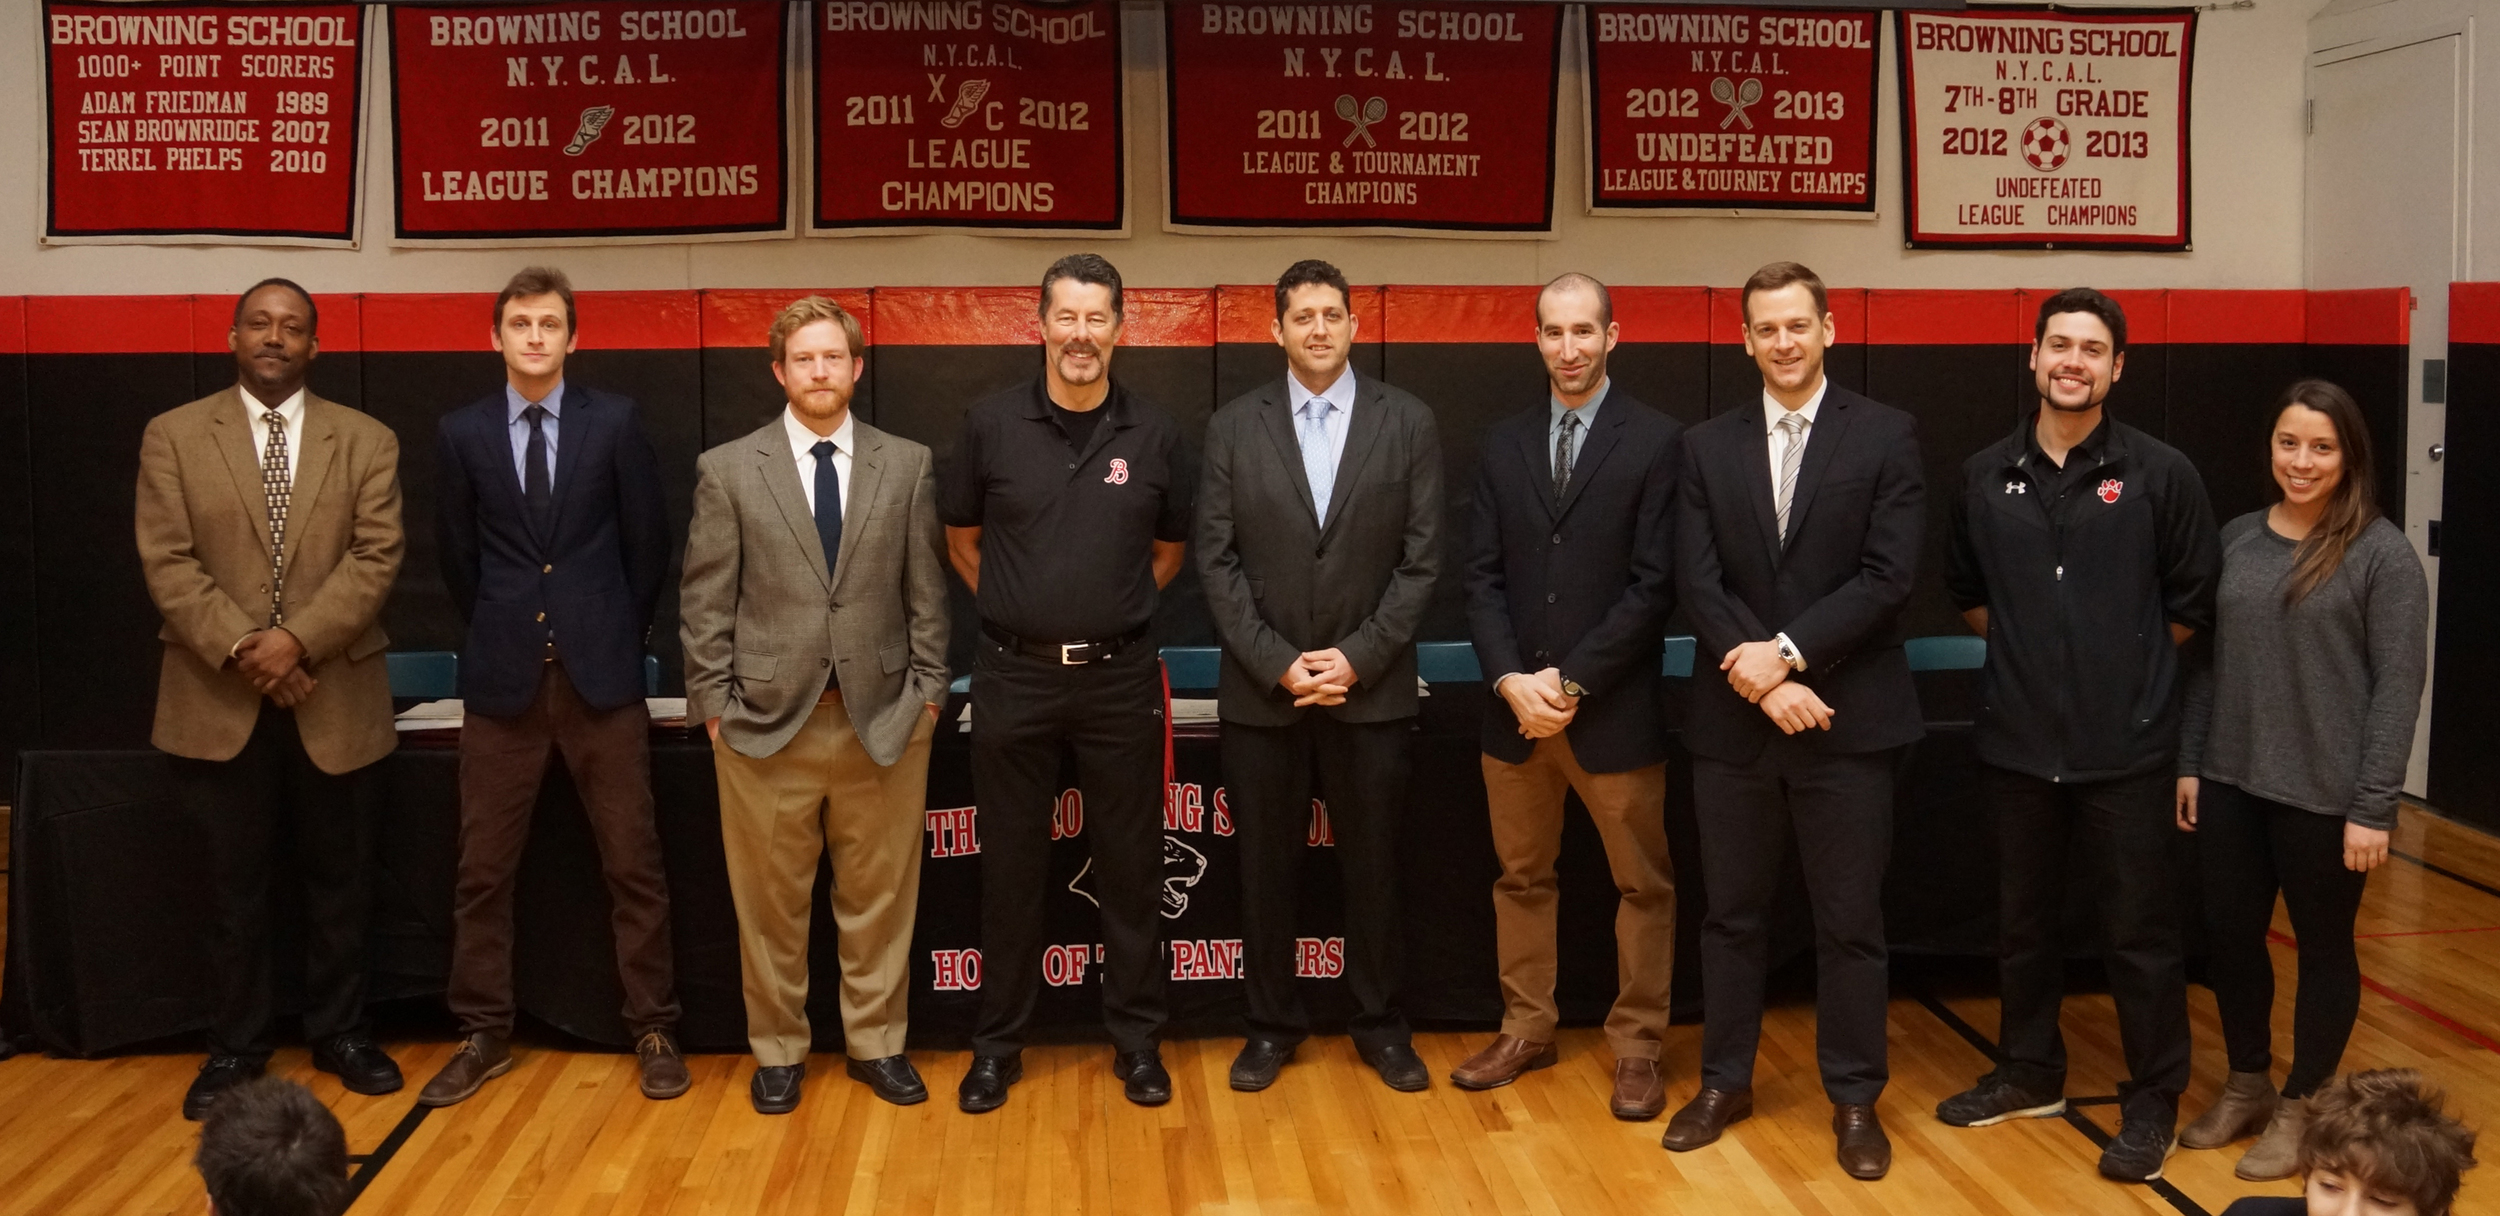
[1123,288,1216,348]
[1866,290,2025,346]
[26,296,193,355]
[1216,284,1385,345]
[2169,290,2305,345]
[2015,289,2169,346]
[1708,287,1870,345]
[1611,286,1708,344]
[2456,283,2500,346]
[699,289,874,349]
[1383,285,1545,344]
[186,294,364,354]
[0,297,26,356]
[573,291,699,350]
[2306,288,2409,346]
[358,294,497,354]
[873,287,1213,347]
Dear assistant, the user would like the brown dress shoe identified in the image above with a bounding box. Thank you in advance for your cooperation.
[1834,1103,1892,1180]
[637,1031,691,1100]
[1449,1034,1557,1090]
[418,1033,513,1108]
[1661,1087,1753,1151]
[1610,1058,1667,1121]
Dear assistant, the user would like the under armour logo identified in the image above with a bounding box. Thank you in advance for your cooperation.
[1104,458,1130,485]
[2004,481,2027,494]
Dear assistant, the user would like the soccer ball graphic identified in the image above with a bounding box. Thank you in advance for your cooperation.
[2020,117,2071,172]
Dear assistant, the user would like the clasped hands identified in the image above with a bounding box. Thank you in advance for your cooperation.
[231,628,315,708]
[1720,638,1833,735]
[1280,648,1356,708]
[1498,668,1576,739]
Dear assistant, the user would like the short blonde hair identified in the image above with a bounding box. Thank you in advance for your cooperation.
[768,296,865,362]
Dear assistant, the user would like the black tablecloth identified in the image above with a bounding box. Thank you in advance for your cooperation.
[6,675,2079,1057]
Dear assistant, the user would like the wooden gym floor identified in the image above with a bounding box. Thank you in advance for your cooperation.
[5,804,2500,1215]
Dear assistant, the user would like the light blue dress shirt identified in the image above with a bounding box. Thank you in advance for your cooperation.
[1548,377,1609,475]
[1292,365,1358,524]
[505,379,564,486]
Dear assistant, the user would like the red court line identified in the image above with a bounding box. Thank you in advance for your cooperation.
[2268,929,2500,1053]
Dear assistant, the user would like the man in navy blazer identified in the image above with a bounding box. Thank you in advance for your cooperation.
[420,267,686,1107]
[1454,274,1683,1120]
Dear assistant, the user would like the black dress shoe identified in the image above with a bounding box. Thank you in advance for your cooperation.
[750,1063,806,1115]
[1358,1042,1431,1093]
[313,1034,405,1096]
[183,1055,265,1121]
[959,1054,1022,1114]
[1113,1050,1172,1106]
[845,1054,928,1106]
[1230,1040,1295,1092]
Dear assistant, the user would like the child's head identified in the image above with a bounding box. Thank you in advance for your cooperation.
[196,1078,349,1216]
[2300,1070,2478,1216]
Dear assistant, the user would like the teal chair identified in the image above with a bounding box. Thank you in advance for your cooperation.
[1160,646,1222,691]
[386,651,459,700]
[645,654,661,697]
[1906,635,1986,672]
[1416,641,1481,684]
[1662,635,1696,678]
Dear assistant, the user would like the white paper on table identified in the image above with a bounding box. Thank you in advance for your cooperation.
[1169,698,1220,725]
[646,698,688,722]
[393,698,464,731]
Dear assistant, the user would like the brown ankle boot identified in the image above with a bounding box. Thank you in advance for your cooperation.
[2181,1070,2278,1149]
[2236,1099,2308,1181]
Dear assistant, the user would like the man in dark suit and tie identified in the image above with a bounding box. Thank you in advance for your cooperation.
[1197,258,1443,1093]
[420,266,686,1107]
[1453,274,1683,1120]
[1663,262,1925,1179]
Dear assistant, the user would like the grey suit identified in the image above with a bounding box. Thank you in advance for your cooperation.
[680,412,950,1065]
[1196,371,1442,1051]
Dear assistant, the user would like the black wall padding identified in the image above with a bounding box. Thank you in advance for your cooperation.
[2166,344,2308,527]
[2300,344,2411,527]
[2429,341,2500,829]
[0,352,31,781]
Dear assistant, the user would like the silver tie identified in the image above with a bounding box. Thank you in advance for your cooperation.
[1774,410,1807,541]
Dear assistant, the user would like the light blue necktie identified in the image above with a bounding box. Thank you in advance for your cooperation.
[1299,397,1337,524]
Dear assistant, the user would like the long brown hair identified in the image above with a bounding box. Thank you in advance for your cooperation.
[2271,378,2379,604]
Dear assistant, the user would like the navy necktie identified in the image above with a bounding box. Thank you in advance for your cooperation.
[810,440,842,576]
[522,404,552,528]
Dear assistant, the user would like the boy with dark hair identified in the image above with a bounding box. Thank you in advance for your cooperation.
[195,1078,349,1216]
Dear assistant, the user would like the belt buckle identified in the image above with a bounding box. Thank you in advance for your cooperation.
[1059,642,1087,665]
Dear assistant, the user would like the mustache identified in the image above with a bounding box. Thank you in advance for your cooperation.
[1057,341,1102,357]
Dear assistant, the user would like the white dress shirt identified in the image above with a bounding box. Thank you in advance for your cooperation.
[1291,363,1358,522]
[242,386,306,491]
[784,406,854,515]
[1761,377,1828,670]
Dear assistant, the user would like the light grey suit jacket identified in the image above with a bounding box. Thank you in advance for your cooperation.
[680,414,950,763]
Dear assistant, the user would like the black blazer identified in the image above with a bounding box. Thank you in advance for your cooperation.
[1463,391,1682,772]
[435,383,669,717]
[1196,373,1442,727]
[1674,384,1925,762]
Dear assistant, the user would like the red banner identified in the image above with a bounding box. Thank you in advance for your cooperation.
[388,2,790,244]
[1584,6,1876,213]
[1164,3,1561,233]
[811,0,1125,233]
[42,2,365,246]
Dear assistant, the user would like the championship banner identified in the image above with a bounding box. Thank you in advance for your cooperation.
[41,2,366,247]
[1583,6,1876,215]
[1163,3,1562,235]
[1897,7,2195,251]
[387,2,792,245]
[810,0,1125,235]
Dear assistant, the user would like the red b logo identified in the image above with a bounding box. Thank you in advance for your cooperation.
[2097,479,2124,504]
[1104,458,1130,485]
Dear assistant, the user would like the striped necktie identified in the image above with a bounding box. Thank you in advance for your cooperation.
[1774,410,1808,541]
[261,409,291,625]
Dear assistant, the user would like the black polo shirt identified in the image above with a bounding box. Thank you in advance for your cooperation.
[1946,409,2219,783]
[939,376,1191,642]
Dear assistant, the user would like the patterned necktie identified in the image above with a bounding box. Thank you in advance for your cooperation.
[260,408,291,626]
[1553,410,1581,506]
[810,440,843,577]
[1299,398,1336,525]
[522,404,553,528]
[1774,410,1809,541]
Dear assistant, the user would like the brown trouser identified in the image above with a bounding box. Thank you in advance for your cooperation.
[451,663,678,1039]
[714,694,934,1065]
[1480,735,1676,1060]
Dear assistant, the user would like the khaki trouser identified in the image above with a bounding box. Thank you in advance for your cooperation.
[1480,735,1676,1061]
[714,696,935,1065]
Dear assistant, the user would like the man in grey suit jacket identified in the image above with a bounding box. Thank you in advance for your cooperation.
[1196,259,1443,1093]
[681,296,952,1115]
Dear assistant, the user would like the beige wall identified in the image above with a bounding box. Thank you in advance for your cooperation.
[0,0,2322,297]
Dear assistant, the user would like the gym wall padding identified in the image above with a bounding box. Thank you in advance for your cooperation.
[4,285,2411,776]
[2432,283,2500,830]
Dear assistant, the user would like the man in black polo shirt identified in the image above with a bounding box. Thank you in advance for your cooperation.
[1938,288,2219,1185]
[941,253,1191,1113]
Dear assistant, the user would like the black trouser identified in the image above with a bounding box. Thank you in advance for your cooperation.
[1989,764,2190,1118]
[169,708,377,1061]
[969,635,1167,1057]
[1692,739,1895,1106]
[2197,781,2368,1100]
[1225,713,1413,1053]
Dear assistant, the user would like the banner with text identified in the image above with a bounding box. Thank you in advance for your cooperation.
[811,0,1125,234]
[1584,6,1876,214]
[43,2,365,246]
[1164,3,1562,235]
[1898,7,2194,250]
[389,2,791,245]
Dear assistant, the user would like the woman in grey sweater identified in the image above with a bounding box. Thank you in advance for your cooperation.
[2174,378,2429,1181]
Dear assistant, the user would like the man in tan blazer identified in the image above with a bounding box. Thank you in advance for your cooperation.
[136,279,406,1120]
[681,296,951,1114]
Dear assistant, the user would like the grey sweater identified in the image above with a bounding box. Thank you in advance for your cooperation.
[2178,511,2428,829]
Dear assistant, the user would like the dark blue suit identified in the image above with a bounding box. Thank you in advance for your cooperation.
[435,383,669,717]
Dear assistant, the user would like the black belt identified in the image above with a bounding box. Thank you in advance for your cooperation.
[982,621,1149,665]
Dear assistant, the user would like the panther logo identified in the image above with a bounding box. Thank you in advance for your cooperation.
[1062,836,1210,920]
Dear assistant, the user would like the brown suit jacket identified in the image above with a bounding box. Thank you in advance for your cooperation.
[136,387,405,774]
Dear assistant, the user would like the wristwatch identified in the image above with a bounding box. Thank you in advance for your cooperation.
[1560,676,1589,699]
[1774,633,1807,672]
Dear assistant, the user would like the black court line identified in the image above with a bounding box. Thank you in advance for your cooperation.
[1906,986,2212,1216]
[2391,848,2500,903]
[342,1100,431,1209]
